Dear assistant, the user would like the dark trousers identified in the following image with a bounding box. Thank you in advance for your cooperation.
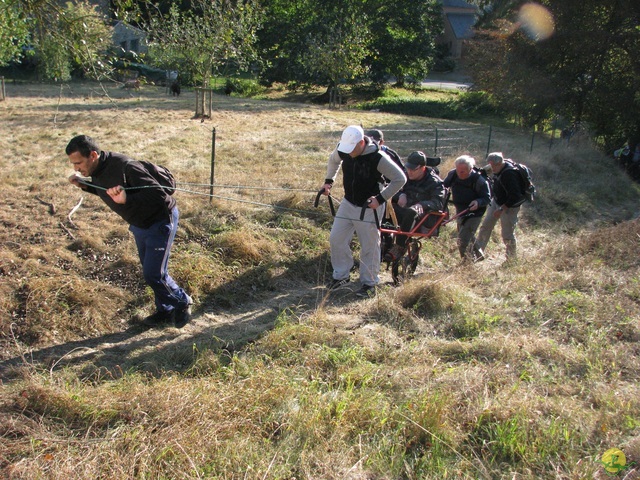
[391,205,421,247]
[129,207,190,313]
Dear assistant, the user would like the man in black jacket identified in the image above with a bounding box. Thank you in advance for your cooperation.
[321,125,406,298]
[384,151,445,261]
[66,135,192,328]
[443,155,491,261]
[474,152,527,262]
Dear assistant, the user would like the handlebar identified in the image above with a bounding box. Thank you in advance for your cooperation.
[314,188,336,216]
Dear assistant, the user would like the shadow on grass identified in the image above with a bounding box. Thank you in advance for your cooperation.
[0,251,348,383]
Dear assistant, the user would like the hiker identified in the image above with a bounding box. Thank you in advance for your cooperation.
[443,155,491,261]
[66,135,192,328]
[366,129,406,177]
[321,125,406,297]
[384,151,446,262]
[474,152,527,262]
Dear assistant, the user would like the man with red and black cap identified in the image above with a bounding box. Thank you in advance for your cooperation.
[384,151,446,262]
[320,125,406,297]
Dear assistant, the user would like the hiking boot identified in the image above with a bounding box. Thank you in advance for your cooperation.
[174,296,193,329]
[327,277,350,290]
[142,310,174,327]
[355,284,377,298]
[383,244,406,262]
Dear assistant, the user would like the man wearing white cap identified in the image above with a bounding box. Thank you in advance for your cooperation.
[320,125,406,297]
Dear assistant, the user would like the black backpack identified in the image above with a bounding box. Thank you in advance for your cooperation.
[125,159,177,195]
[505,160,535,202]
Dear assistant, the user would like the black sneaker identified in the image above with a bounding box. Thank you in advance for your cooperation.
[174,296,193,329]
[355,284,377,298]
[327,277,350,290]
[142,310,174,327]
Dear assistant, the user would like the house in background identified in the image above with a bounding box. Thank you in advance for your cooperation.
[112,21,148,55]
[438,0,478,58]
[86,1,148,55]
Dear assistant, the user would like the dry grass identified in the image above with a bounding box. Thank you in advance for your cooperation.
[1,80,640,479]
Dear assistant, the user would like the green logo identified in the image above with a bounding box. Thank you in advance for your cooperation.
[601,448,631,475]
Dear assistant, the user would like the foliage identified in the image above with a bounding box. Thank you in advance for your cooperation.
[223,77,265,97]
[257,0,443,90]
[467,0,640,147]
[0,0,30,67]
[6,0,112,81]
[300,7,369,91]
[118,0,263,87]
[366,0,443,86]
[358,87,503,120]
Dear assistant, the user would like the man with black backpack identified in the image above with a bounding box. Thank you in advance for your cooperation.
[66,135,192,328]
[474,152,527,263]
[320,125,406,298]
[443,155,492,261]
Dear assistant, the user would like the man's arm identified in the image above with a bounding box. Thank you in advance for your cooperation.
[321,148,343,194]
[376,153,406,203]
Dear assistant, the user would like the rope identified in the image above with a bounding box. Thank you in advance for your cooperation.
[178,182,318,193]
[76,179,380,226]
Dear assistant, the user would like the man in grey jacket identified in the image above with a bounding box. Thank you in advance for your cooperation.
[320,125,406,297]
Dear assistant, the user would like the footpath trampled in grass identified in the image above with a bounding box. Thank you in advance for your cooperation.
[1,82,639,479]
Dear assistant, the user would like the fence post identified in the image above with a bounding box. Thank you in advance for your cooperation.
[486,125,492,157]
[434,128,438,155]
[530,127,535,154]
[209,127,216,203]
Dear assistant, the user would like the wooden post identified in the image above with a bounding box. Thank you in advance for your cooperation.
[530,127,535,154]
[209,127,216,203]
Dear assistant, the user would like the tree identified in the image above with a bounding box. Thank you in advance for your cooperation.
[0,0,30,67]
[300,5,370,103]
[467,0,640,147]
[257,0,443,90]
[367,0,443,86]
[5,0,112,81]
[119,0,263,87]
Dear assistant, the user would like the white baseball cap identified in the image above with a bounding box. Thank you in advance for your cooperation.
[337,125,364,154]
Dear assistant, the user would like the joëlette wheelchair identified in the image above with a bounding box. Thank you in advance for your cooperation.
[365,203,451,284]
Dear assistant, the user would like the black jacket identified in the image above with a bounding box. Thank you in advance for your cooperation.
[325,137,406,207]
[81,151,175,228]
[399,169,445,212]
[493,162,526,207]
[443,169,491,217]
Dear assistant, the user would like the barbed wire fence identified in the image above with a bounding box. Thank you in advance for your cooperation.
[368,124,562,159]
[191,123,568,210]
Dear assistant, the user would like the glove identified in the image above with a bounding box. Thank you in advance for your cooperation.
[410,204,423,216]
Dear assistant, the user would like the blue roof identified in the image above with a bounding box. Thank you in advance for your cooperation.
[447,13,476,39]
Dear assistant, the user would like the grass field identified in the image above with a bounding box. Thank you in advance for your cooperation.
[1,80,639,479]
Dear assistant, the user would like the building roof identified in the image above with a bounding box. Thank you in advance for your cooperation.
[440,0,476,9]
[446,13,477,39]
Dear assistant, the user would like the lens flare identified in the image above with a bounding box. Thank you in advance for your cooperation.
[518,3,555,41]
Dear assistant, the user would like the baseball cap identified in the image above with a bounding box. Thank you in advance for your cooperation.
[405,151,427,169]
[337,125,364,154]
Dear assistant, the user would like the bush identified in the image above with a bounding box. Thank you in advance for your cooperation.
[223,78,266,97]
